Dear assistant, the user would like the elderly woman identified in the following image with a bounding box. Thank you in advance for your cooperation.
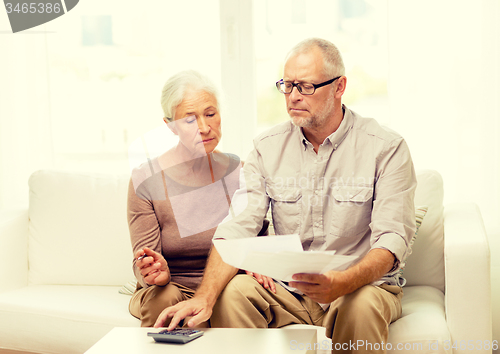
[127,70,242,327]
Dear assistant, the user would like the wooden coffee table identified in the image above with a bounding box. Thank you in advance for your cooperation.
[85,327,326,354]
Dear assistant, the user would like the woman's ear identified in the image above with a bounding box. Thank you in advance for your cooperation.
[164,117,178,135]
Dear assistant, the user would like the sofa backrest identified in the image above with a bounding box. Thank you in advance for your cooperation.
[403,169,445,292]
[28,170,133,286]
[27,169,446,291]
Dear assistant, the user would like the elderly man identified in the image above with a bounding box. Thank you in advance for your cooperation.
[155,38,416,353]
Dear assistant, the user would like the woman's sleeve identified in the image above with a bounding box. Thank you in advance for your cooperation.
[127,177,163,288]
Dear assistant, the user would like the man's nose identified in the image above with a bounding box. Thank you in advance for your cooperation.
[288,85,303,102]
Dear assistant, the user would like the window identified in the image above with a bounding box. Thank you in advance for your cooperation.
[46,0,221,173]
[253,0,389,133]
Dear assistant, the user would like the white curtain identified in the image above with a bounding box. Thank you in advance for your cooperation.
[0,28,54,210]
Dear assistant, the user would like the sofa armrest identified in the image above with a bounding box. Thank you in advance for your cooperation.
[443,202,492,353]
[0,209,29,293]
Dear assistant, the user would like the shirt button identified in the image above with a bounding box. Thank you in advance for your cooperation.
[314,190,319,195]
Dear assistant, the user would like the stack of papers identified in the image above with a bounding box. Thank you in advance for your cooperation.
[213,235,357,282]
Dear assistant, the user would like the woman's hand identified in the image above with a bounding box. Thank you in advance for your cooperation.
[135,247,170,286]
[245,270,276,293]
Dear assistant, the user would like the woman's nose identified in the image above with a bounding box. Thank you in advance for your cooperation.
[197,117,210,134]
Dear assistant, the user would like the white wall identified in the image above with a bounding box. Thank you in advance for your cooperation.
[388,1,500,228]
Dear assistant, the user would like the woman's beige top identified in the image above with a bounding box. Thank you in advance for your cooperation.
[128,153,242,289]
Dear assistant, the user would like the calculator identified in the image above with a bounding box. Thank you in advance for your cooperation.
[147,328,204,344]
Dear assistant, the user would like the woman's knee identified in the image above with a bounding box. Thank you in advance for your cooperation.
[139,284,185,318]
[143,283,185,309]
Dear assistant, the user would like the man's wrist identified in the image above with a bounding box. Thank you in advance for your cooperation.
[333,269,357,296]
[337,249,395,294]
[193,277,222,306]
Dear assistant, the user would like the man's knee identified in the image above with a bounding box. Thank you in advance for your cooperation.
[212,274,269,328]
[339,285,384,318]
[218,274,260,304]
[323,285,394,344]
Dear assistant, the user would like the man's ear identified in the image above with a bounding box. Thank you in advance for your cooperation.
[164,117,178,135]
[334,76,347,99]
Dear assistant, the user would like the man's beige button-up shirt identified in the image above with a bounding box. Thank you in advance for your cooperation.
[215,106,417,285]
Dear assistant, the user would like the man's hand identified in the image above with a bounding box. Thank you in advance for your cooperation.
[154,296,211,330]
[245,271,276,293]
[152,246,238,330]
[135,247,170,286]
[289,270,346,303]
[289,248,396,304]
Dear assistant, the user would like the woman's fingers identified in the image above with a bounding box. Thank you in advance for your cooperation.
[246,271,276,293]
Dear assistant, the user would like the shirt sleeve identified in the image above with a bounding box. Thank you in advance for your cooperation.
[370,137,417,269]
[213,145,270,240]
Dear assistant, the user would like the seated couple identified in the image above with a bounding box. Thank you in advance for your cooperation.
[128,38,417,354]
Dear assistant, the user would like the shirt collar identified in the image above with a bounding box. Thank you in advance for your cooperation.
[325,104,353,149]
[299,104,353,151]
[299,128,310,150]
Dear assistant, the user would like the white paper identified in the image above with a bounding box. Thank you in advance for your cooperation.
[212,234,302,269]
[213,235,357,282]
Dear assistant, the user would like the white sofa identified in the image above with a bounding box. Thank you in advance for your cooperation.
[0,169,492,354]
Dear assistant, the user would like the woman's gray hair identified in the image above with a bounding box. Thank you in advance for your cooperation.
[161,70,220,122]
[286,38,345,78]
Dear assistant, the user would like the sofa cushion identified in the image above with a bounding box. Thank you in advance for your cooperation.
[28,170,134,286]
[0,285,139,353]
[404,170,445,292]
[399,205,428,273]
[387,285,451,353]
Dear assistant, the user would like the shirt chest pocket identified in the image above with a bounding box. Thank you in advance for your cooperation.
[266,184,302,235]
[330,186,373,238]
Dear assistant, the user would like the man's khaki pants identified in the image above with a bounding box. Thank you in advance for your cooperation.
[211,274,402,354]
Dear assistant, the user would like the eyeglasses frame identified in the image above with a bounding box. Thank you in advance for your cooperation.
[276,76,342,95]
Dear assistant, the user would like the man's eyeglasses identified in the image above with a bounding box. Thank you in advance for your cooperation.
[276,76,341,95]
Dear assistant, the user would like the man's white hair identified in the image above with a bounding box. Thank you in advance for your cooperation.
[160,70,221,122]
[286,37,345,78]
